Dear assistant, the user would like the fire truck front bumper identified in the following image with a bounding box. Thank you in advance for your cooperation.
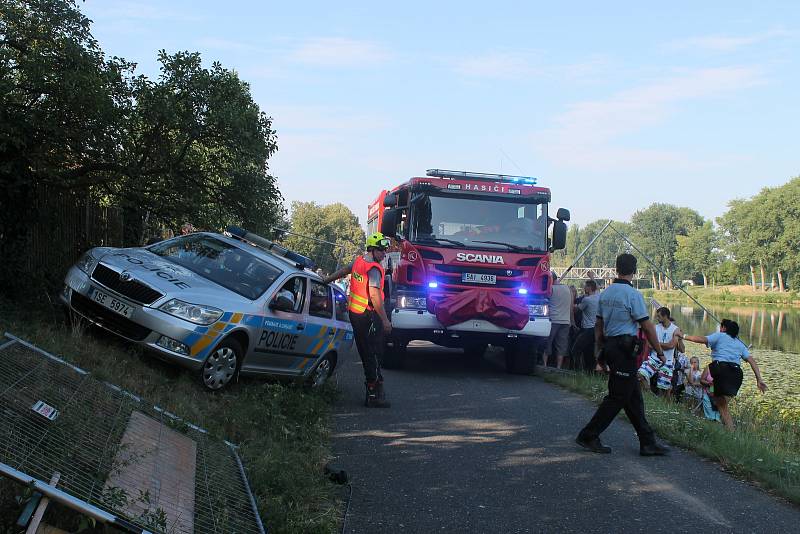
[390,308,551,344]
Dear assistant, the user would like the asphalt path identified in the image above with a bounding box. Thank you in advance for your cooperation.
[332,342,800,533]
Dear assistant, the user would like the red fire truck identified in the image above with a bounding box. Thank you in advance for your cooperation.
[369,169,570,373]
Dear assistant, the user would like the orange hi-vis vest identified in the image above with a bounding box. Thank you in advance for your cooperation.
[348,255,385,314]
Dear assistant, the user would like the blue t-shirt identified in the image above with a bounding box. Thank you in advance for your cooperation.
[707,332,750,364]
[597,280,648,336]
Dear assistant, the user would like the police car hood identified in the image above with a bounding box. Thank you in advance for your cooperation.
[97,248,235,301]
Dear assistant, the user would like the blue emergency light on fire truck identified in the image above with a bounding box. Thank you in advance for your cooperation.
[368,169,570,374]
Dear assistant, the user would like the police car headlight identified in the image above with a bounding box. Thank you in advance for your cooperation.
[76,250,99,274]
[398,295,426,309]
[528,304,548,317]
[159,299,223,325]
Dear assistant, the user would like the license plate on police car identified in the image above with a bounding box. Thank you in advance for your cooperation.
[462,273,496,284]
[91,288,134,318]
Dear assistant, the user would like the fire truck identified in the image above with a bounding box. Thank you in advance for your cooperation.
[368,169,569,373]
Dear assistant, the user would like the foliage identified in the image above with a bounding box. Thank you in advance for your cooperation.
[629,203,704,281]
[283,201,365,274]
[0,0,284,293]
[675,221,719,286]
[558,219,633,268]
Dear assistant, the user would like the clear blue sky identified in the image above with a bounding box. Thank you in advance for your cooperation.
[82,0,799,228]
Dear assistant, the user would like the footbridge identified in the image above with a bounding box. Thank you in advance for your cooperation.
[552,266,646,281]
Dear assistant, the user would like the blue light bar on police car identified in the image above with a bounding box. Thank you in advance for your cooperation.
[426,169,538,185]
[226,226,317,270]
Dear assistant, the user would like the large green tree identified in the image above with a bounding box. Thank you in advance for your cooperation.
[1,0,284,292]
[283,202,365,274]
[675,221,718,287]
[629,203,704,289]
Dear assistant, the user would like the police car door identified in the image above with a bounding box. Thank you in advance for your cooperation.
[302,280,338,373]
[250,275,309,374]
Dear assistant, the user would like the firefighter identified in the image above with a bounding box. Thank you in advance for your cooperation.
[323,233,392,407]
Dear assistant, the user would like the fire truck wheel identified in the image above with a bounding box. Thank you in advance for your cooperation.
[382,340,406,369]
[464,343,488,361]
[505,341,535,375]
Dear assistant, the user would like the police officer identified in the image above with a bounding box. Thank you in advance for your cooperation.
[576,253,669,455]
[324,233,392,408]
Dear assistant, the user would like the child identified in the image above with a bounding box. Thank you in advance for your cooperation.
[684,356,703,400]
[699,363,721,423]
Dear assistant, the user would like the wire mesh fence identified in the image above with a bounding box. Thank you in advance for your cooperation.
[0,334,264,534]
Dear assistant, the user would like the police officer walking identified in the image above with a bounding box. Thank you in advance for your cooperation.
[324,233,392,408]
[576,253,669,455]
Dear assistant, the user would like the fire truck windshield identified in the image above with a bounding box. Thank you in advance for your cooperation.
[409,194,548,251]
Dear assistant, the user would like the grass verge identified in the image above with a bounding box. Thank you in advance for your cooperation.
[0,298,341,534]
[540,369,800,505]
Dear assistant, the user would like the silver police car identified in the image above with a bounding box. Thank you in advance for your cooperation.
[60,227,353,390]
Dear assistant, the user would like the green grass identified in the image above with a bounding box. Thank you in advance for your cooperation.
[541,370,800,504]
[0,299,341,534]
[643,287,800,306]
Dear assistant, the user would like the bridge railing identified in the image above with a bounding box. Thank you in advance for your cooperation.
[552,267,646,280]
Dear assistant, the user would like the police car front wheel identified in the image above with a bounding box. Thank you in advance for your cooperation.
[201,337,242,391]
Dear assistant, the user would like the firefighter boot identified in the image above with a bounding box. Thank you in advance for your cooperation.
[364,381,391,408]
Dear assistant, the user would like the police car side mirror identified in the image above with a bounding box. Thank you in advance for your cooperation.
[269,294,294,312]
[552,220,567,251]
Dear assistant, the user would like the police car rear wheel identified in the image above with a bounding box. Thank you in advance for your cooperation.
[201,338,241,391]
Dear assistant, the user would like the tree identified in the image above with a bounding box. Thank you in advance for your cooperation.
[630,204,703,289]
[283,202,365,274]
[675,221,718,287]
[1,0,285,292]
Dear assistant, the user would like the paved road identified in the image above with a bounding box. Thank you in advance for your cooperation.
[332,343,800,533]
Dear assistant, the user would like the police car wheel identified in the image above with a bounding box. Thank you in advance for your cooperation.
[307,353,335,388]
[200,338,242,391]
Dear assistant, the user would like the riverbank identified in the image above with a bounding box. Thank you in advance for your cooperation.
[643,286,800,306]
[540,369,800,505]
[0,299,340,533]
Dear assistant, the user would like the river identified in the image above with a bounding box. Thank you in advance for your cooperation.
[654,298,800,413]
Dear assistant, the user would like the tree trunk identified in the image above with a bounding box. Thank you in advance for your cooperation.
[778,270,785,292]
[749,265,756,290]
[759,262,766,292]
[651,271,657,290]
[771,274,776,291]
[702,272,708,287]
[657,272,663,290]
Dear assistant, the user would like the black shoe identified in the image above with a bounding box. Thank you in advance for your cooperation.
[640,443,669,456]
[575,435,612,454]
[365,383,391,408]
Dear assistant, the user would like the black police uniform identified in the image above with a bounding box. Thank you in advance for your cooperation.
[577,279,657,447]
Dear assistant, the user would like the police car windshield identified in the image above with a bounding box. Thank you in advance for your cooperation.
[149,235,283,300]
[410,194,548,251]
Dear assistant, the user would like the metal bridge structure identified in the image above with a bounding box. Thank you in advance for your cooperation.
[552,266,646,281]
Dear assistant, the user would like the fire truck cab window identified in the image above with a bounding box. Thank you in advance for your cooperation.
[410,194,548,251]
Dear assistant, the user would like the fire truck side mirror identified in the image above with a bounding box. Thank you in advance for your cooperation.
[381,208,399,238]
[552,220,567,250]
[556,208,571,221]
[383,192,398,207]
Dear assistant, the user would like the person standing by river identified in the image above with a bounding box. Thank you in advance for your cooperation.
[681,319,768,431]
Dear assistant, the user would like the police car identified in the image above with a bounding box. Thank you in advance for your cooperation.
[60,226,353,391]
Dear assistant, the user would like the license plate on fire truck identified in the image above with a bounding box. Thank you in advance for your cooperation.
[462,273,496,285]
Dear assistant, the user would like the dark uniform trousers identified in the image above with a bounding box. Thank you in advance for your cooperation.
[579,335,656,446]
[349,310,384,384]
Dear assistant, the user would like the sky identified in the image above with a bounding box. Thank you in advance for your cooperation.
[81,1,799,228]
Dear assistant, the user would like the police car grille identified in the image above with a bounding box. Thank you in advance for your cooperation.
[91,264,163,304]
[70,292,151,341]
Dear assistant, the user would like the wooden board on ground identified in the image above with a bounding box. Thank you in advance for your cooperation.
[105,411,196,533]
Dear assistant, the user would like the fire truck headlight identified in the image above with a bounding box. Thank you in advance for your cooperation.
[428,281,438,289]
[528,304,548,317]
[398,295,427,309]
[518,287,528,295]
